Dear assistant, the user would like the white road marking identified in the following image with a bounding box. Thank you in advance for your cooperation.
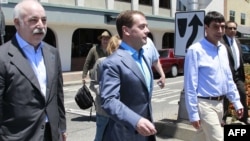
[64,81,183,105]
[66,108,96,116]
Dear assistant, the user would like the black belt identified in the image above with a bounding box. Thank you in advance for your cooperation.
[198,95,224,101]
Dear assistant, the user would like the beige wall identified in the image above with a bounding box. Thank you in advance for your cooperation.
[226,0,250,26]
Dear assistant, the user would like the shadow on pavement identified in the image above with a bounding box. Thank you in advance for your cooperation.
[71,115,96,122]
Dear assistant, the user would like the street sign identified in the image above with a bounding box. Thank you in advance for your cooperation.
[174,11,205,56]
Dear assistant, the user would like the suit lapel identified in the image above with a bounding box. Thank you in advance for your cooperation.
[117,49,148,88]
[42,45,55,102]
[9,38,42,93]
[223,35,234,57]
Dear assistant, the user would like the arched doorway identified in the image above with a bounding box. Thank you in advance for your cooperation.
[71,28,112,71]
[162,33,174,48]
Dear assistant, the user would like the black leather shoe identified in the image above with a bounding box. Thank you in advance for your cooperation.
[239,119,250,125]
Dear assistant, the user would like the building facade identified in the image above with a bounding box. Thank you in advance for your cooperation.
[1,0,249,72]
[224,0,250,45]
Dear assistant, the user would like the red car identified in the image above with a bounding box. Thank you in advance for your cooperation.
[152,48,185,77]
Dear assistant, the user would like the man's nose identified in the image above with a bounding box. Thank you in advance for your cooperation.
[37,19,45,27]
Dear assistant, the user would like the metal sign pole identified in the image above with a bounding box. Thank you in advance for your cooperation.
[177,0,201,122]
[0,0,7,45]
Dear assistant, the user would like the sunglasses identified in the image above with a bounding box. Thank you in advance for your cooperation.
[227,27,237,30]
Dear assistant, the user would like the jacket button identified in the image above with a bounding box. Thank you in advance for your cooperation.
[41,125,45,129]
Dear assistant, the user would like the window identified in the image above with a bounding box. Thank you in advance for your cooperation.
[241,13,246,25]
[139,0,152,6]
[159,0,170,9]
[115,0,131,2]
[229,10,235,22]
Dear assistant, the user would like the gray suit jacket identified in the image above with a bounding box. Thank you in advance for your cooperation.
[0,37,66,141]
[100,48,156,141]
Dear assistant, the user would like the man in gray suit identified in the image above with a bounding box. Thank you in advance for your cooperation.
[99,10,157,141]
[0,0,66,141]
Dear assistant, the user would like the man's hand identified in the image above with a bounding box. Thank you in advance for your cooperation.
[136,118,157,136]
[157,76,165,89]
[236,108,244,119]
[62,132,67,141]
[82,78,86,84]
[191,120,201,130]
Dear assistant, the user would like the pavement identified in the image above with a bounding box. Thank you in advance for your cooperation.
[62,71,195,141]
[63,71,250,140]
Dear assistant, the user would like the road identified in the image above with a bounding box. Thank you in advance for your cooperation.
[63,76,184,141]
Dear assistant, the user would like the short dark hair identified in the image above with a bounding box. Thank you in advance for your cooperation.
[225,21,238,28]
[204,11,225,27]
[116,10,145,39]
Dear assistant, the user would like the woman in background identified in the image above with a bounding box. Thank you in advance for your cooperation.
[89,35,121,141]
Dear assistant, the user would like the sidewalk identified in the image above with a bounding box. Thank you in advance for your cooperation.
[63,71,86,86]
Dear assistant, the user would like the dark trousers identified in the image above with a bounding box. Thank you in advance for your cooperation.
[223,80,249,123]
[44,123,52,141]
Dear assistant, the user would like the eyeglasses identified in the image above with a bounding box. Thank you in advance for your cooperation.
[227,27,237,30]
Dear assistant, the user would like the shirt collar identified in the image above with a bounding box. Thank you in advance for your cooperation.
[120,41,144,60]
[226,35,234,43]
[203,37,222,48]
[15,33,44,50]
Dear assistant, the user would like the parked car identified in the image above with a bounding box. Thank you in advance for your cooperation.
[240,44,250,64]
[152,48,185,77]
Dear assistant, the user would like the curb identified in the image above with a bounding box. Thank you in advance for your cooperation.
[63,81,82,87]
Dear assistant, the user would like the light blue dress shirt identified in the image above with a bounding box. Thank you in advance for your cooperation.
[142,37,159,65]
[184,38,243,122]
[16,33,48,122]
[120,41,151,93]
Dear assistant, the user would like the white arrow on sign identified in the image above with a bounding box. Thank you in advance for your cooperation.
[174,11,205,57]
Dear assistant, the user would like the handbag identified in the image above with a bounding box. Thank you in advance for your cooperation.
[75,82,95,110]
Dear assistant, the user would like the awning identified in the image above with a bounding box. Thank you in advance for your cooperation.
[237,25,250,38]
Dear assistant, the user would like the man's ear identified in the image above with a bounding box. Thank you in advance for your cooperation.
[122,26,130,36]
[14,18,20,26]
[14,18,20,29]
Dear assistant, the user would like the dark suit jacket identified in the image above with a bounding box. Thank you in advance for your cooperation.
[100,48,156,141]
[221,35,245,82]
[0,36,66,141]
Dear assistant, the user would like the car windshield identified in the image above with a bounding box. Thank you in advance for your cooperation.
[241,44,250,52]
[158,50,169,58]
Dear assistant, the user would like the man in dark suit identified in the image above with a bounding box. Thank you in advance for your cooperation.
[0,0,67,141]
[221,21,249,125]
[99,10,157,141]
